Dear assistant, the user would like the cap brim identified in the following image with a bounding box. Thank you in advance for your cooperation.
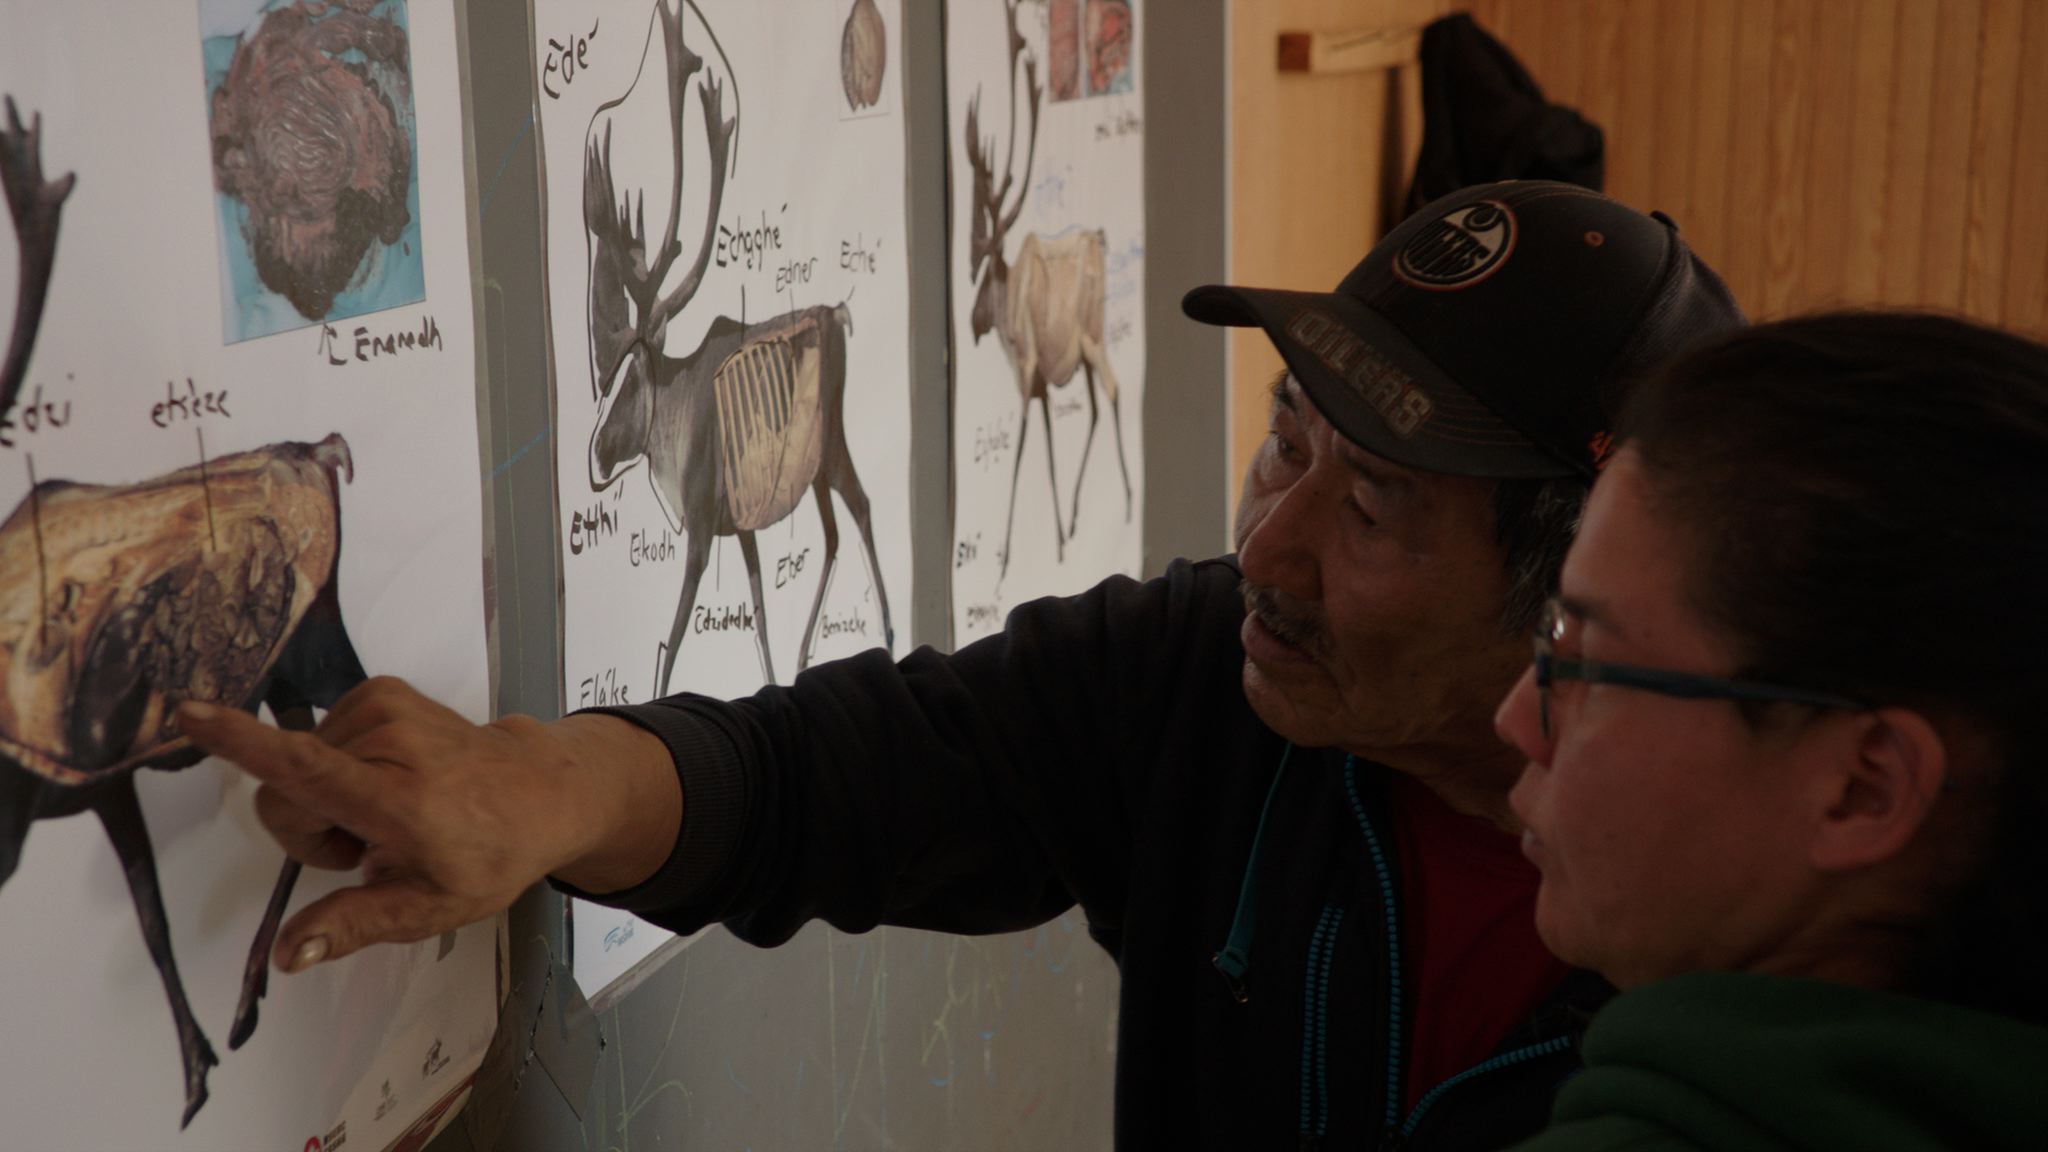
[1183,284,1585,480]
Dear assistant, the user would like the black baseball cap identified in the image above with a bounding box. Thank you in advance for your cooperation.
[1183,180,1744,480]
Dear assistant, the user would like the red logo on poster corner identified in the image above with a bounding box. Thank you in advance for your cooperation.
[304,1139,323,1152]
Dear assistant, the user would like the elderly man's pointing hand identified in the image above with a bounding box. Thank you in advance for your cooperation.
[177,677,678,972]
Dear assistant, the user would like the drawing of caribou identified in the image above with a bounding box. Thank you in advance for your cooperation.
[2,97,69,436]
[965,0,1131,581]
[585,1,894,695]
[1,96,369,1130]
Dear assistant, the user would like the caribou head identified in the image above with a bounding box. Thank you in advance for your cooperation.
[962,0,1039,346]
[582,0,736,497]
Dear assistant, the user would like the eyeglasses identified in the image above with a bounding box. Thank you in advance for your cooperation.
[1532,598,1868,740]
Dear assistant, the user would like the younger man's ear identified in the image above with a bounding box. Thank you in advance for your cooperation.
[1809,708,1948,873]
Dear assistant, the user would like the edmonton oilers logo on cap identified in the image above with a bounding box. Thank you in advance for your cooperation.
[1394,202,1517,290]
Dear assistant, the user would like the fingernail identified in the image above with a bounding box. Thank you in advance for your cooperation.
[179,701,218,723]
[291,936,330,972]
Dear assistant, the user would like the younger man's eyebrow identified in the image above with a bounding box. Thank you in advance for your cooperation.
[1558,594,1625,637]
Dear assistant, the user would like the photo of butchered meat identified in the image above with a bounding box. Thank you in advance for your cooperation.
[204,0,425,343]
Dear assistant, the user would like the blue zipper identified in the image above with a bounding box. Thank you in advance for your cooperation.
[1344,755,1580,1148]
[1398,1036,1575,1141]
[1341,756,1404,1134]
[1297,903,1344,1140]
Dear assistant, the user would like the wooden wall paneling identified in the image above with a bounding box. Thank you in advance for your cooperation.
[1796,0,1858,308]
[1762,0,1816,316]
[1614,1,1662,207]
[1544,0,1590,109]
[1840,0,1898,304]
[1687,0,1741,271]
[1468,0,1512,45]
[2000,0,2048,333]
[1651,0,1702,228]
[1579,2,1629,194]
[1878,0,1941,306]
[1918,0,1983,310]
[1964,0,2025,324]
[1802,1,1867,309]
[1727,0,1779,311]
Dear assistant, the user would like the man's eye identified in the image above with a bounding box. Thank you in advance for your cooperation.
[1270,430,1299,460]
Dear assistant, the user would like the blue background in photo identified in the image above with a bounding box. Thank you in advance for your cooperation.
[201,0,426,345]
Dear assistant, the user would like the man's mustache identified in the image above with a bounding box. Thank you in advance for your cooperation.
[1239,580,1329,658]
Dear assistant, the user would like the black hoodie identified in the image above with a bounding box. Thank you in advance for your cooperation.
[561,557,1610,1149]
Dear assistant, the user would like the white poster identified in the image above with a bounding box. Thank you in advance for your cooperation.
[948,0,1144,643]
[0,3,497,1149]
[535,0,914,994]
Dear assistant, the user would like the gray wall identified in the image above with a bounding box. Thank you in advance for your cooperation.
[436,0,1226,1148]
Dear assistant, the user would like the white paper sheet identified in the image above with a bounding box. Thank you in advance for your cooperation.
[0,3,496,1148]
[534,0,915,995]
[948,0,1145,643]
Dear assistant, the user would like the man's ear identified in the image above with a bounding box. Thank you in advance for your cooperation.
[1810,708,1949,873]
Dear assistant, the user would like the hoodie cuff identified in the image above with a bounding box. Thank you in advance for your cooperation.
[547,698,748,915]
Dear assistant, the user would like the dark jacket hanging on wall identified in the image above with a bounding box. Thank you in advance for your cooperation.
[559,558,1610,1150]
[1406,13,1605,213]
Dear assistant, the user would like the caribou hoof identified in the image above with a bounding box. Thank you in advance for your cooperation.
[228,987,261,1051]
[178,1031,221,1129]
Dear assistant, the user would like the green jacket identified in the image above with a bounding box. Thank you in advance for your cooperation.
[1511,971,2048,1151]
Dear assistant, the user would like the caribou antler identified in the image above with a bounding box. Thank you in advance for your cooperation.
[963,1,1040,281]
[639,0,706,322]
[964,90,997,274]
[645,67,735,336]
[996,0,1027,193]
[996,50,1042,238]
[582,1,736,398]
[0,96,75,432]
[583,121,644,398]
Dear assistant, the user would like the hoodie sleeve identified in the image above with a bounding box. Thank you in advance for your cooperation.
[552,557,1243,947]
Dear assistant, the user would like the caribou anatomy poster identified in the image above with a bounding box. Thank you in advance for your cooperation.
[0,3,496,1149]
[535,0,913,995]
[947,0,1145,643]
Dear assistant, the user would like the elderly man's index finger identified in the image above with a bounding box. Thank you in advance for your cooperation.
[177,701,393,837]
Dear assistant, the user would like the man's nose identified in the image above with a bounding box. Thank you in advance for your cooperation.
[1237,474,1328,604]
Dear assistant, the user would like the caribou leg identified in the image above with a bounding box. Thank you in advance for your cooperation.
[229,857,299,1051]
[796,480,842,672]
[834,453,895,653]
[1,763,40,889]
[658,530,715,696]
[263,578,370,710]
[736,530,778,685]
[227,697,325,1051]
[1110,389,1133,521]
[1084,334,1133,521]
[94,776,218,1128]
[228,578,371,1048]
[1067,367,1102,538]
[1038,391,1066,563]
[998,391,1034,581]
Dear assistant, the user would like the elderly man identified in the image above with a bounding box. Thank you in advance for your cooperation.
[181,181,1741,1150]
